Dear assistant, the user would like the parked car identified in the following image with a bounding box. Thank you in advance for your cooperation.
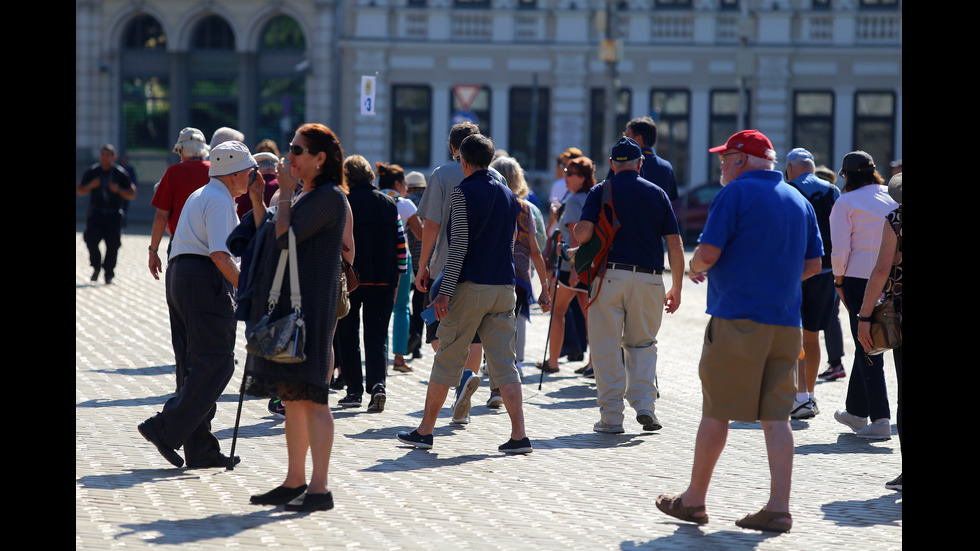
[671,181,722,242]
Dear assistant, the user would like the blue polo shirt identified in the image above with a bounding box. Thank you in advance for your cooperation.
[699,169,823,327]
[580,169,679,270]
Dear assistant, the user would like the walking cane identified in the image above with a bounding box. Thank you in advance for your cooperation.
[227,378,246,470]
[538,243,565,390]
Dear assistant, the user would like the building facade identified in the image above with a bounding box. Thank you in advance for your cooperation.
[76,0,902,221]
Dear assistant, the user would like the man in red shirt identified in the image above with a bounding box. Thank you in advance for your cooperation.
[148,128,211,279]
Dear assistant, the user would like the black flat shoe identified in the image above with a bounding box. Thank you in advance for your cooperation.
[284,491,334,512]
[185,451,241,469]
[250,484,308,505]
[138,420,184,468]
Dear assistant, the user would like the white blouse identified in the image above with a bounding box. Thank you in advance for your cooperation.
[829,184,898,279]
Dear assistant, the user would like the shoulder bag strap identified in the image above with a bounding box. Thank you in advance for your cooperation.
[266,227,302,313]
[286,227,302,311]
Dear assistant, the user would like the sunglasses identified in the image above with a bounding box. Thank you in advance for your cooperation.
[288,143,312,156]
[563,168,580,177]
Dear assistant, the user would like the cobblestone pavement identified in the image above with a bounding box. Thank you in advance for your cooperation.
[77,229,901,550]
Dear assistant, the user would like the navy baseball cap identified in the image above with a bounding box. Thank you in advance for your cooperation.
[610,137,642,162]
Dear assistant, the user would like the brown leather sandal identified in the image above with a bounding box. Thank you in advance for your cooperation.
[535,361,559,373]
[735,509,792,533]
[656,493,709,525]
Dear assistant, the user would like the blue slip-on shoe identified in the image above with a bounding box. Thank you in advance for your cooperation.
[498,437,533,454]
[396,429,433,449]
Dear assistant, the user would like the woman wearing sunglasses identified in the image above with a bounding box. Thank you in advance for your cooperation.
[537,156,597,374]
[242,123,354,512]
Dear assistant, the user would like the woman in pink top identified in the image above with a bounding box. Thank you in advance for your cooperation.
[829,151,898,441]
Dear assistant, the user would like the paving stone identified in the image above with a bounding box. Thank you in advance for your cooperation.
[76,229,902,550]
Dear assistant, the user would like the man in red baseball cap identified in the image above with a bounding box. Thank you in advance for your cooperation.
[708,129,777,186]
[656,129,824,533]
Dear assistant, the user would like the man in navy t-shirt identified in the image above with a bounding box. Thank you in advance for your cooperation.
[576,137,684,435]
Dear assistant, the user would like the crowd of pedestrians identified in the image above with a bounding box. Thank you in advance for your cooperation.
[80,116,901,526]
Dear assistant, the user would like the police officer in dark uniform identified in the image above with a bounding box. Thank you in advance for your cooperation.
[77,144,136,284]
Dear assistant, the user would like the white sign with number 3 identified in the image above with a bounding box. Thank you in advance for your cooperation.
[360,75,376,116]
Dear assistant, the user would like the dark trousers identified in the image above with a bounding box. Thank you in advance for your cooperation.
[409,284,426,352]
[338,284,396,396]
[83,212,123,277]
[562,297,588,357]
[151,255,236,461]
[841,277,890,421]
[823,293,844,366]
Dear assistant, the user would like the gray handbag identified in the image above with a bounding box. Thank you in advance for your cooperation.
[245,227,306,363]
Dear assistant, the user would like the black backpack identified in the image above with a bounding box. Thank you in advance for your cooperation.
[787,181,835,270]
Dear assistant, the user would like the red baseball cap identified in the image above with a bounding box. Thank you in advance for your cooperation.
[708,129,775,160]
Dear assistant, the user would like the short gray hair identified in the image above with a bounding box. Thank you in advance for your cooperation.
[746,154,776,171]
[787,156,815,172]
[611,158,641,172]
[179,140,209,158]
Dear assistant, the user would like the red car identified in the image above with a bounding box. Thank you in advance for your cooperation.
[671,181,722,242]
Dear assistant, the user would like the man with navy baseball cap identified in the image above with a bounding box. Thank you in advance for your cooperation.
[574,137,684,434]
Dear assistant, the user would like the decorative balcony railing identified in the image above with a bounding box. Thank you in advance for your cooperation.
[384,8,900,47]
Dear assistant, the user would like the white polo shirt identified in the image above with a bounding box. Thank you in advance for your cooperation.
[168,179,239,260]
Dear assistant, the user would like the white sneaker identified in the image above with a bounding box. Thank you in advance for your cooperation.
[593,421,625,434]
[452,370,480,422]
[790,398,818,419]
[834,409,868,432]
[856,419,891,440]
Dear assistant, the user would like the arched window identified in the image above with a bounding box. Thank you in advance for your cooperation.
[261,15,305,49]
[120,14,170,152]
[193,15,235,50]
[124,14,166,50]
[256,15,307,148]
[188,15,238,138]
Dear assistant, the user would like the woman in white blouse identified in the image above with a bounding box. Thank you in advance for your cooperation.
[829,151,898,441]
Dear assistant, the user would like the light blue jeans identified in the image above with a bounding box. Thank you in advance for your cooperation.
[391,254,412,355]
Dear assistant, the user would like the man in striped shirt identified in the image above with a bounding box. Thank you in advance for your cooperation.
[397,134,532,454]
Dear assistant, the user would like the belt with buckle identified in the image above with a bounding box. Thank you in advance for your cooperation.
[605,262,662,275]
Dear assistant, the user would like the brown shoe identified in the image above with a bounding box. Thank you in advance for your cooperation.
[735,509,792,533]
[656,493,708,525]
